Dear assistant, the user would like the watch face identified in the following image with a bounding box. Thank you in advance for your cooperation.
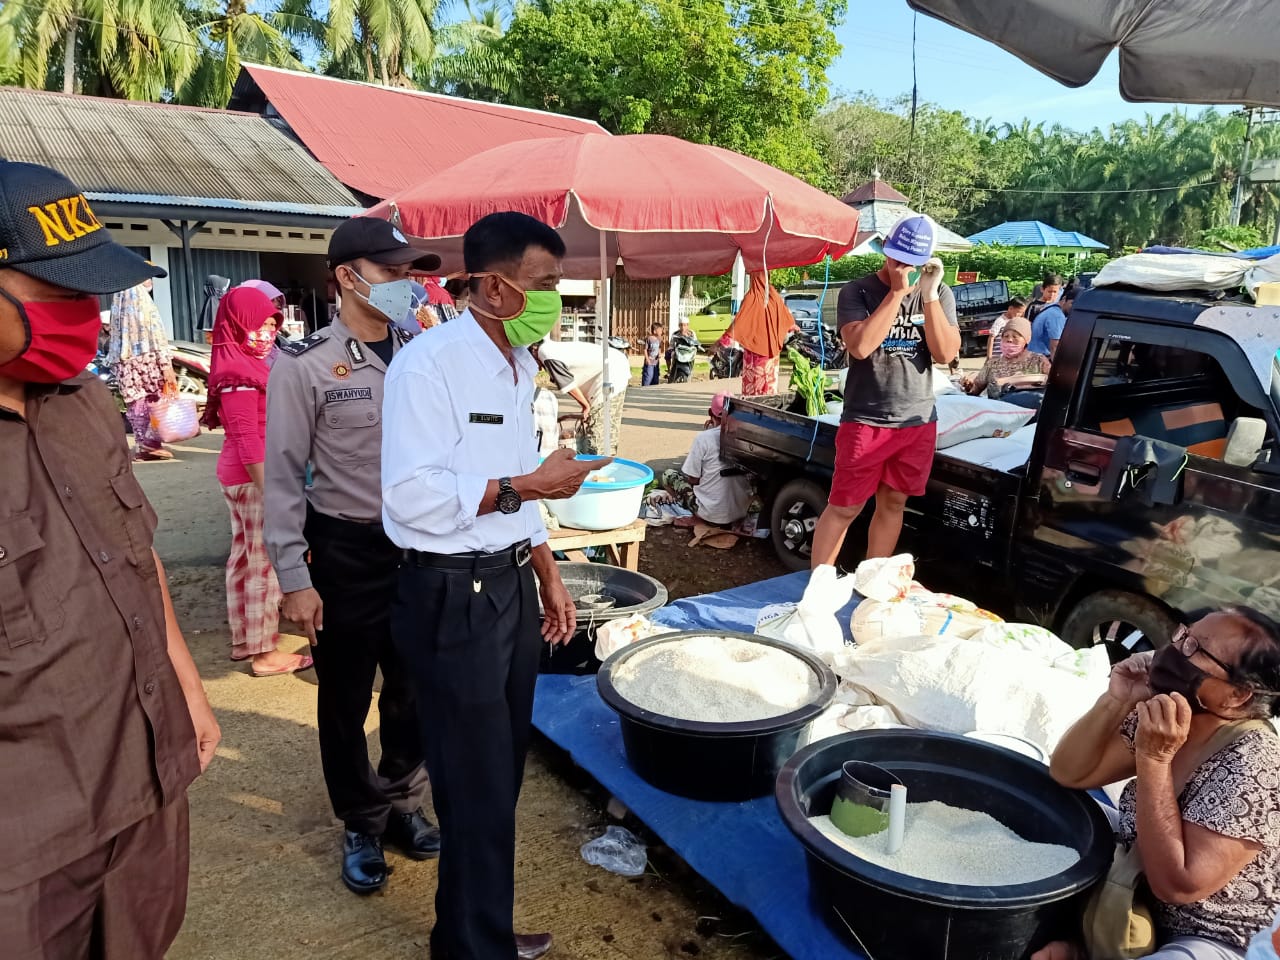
[497,490,522,514]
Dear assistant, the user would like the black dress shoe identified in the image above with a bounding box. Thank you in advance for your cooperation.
[516,932,553,960]
[342,830,389,895]
[384,808,441,860]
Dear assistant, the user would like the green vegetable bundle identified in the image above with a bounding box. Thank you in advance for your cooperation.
[787,348,825,418]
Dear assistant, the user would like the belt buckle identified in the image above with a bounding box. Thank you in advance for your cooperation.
[515,541,532,567]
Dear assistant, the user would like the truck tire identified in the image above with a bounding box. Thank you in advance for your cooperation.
[770,478,829,572]
[1058,590,1179,664]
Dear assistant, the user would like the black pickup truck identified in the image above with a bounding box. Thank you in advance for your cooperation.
[721,287,1280,657]
[952,279,1011,357]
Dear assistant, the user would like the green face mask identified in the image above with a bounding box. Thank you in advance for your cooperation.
[471,273,562,347]
[504,290,562,346]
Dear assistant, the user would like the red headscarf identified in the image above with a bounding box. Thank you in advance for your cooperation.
[201,287,281,429]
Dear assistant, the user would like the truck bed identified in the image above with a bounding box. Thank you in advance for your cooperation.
[721,394,838,481]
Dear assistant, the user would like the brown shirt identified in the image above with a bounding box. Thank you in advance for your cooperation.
[0,373,198,892]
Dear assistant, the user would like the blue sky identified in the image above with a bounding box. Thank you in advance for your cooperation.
[828,3,1199,131]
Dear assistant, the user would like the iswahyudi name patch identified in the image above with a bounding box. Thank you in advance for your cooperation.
[324,387,374,402]
[469,412,504,425]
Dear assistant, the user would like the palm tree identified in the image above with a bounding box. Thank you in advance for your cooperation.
[179,0,300,107]
[430,1,516,98]
[0,0,198,98]
[319,0,440,86]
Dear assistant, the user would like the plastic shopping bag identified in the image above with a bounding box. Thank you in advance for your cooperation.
[149,393,201,443]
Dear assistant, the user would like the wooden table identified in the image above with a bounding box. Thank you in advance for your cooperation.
[547,518,647,570]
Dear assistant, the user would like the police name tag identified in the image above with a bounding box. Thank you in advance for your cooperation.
[469,413,504,425]
[324,387,374,402]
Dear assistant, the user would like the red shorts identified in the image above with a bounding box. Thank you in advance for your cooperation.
[829,421,937,507]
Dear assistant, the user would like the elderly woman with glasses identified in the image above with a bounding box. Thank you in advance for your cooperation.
[1034,607,1280,960]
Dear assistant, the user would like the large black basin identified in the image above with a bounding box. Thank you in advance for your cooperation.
[776,730,1113,960]
[538,562,667,674]
[598,630,837,801]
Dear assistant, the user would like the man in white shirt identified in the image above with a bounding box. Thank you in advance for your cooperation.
[659,393,752,525]
[531,336,631,455]
[381,212,601,960]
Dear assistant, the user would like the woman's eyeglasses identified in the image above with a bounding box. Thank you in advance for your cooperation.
[1171,625,1237,678]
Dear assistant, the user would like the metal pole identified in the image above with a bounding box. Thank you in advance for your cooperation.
[599,231,613,456]
[1231,108,1256,227]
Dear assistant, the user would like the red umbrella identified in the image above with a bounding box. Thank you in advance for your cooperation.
[366,133,858,279]
[367,133,857,453]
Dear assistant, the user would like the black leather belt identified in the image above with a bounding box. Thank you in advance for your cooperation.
[402,539,532,570]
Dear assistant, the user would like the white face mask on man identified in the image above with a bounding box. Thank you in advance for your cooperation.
[349,267,415,323]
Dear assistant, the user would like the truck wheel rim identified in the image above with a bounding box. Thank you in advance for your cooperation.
[781,504,817,558]
[1092,619,1151,655]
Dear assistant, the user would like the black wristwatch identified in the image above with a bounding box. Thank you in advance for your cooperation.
[496,477,522,515]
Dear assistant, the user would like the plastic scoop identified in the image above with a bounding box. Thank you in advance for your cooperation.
[831,761,902,838]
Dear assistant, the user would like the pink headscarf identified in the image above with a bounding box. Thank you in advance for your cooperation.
[201,287,281,429]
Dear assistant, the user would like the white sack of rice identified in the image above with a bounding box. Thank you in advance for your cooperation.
[810,800,1079,886]
[612,636,819,723]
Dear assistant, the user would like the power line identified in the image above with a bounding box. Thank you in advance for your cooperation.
[979,179,1221,195]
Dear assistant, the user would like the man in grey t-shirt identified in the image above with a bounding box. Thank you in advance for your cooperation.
[809,215,961,568]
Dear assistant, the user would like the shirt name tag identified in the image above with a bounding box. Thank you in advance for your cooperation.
[469,412,504,425]
[324,387,374,402]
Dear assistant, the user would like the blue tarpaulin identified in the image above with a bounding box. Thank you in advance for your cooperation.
[532,570,865,960]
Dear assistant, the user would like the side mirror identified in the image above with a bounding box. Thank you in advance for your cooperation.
[1225,417,1268,467]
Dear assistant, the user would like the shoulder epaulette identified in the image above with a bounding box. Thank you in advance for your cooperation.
[277,331,327,357]
[393,325,416,346]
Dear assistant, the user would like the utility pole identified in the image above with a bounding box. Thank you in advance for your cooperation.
[1231,108,1256,227]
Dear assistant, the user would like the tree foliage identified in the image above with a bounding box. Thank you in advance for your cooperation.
[495,0,845,182]
[819,96,1280,250]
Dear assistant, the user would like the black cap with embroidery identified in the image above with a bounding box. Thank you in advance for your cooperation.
[328,216,441,272]
[0,159,165,294]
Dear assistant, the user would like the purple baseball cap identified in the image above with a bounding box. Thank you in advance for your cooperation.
[882,214,937,266]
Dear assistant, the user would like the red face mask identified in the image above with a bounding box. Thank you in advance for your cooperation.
[0,289,103,384]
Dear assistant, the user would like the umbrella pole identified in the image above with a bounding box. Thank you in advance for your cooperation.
[599,231,613,456]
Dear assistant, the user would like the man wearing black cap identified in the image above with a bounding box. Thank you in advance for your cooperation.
[0,160,219,956]
[264,216,441,894]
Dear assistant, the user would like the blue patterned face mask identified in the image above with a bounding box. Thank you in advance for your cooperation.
[350,268,414,324]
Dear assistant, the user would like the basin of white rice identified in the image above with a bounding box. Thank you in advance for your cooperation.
[810,800,1080,886]
[610,635,820,723]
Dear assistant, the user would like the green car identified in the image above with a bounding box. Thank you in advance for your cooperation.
[689,296,735,343]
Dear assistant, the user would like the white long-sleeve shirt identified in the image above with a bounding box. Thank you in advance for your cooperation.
[381,311,547,553]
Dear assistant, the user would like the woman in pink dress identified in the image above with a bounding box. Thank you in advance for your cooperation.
[203,287,312,676]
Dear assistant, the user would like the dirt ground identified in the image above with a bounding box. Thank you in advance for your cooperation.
[140,377,786,960]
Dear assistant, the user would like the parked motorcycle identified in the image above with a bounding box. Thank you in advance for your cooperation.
[169,341,210,406]
[710,341,743,379]
[666,332,701,383]
[784,327,848,370]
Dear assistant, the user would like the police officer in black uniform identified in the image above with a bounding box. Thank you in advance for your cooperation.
[264,218,440,894]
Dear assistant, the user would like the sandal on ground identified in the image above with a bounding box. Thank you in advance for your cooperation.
[251,654,315,677]
[134,448,174,462]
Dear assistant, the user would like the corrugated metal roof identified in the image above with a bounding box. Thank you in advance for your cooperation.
[0,86,360,210]
[968,220,1107,249]
[242,64,607,200]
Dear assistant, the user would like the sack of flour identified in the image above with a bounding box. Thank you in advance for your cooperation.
[934,394,1036,449]
[850,599,924,645]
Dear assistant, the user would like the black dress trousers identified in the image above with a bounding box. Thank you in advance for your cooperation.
[392,556,541,960]
[305,508,428,835]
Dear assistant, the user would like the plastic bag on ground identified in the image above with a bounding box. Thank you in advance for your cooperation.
[580,826,647,877]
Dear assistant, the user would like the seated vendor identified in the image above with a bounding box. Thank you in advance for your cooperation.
[962,317,1049,399]
[1034,606,1280,960]
[660,393,752,526]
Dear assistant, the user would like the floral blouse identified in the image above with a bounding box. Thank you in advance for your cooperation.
[1118,712,1280,948]
[973,350,1050,398]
